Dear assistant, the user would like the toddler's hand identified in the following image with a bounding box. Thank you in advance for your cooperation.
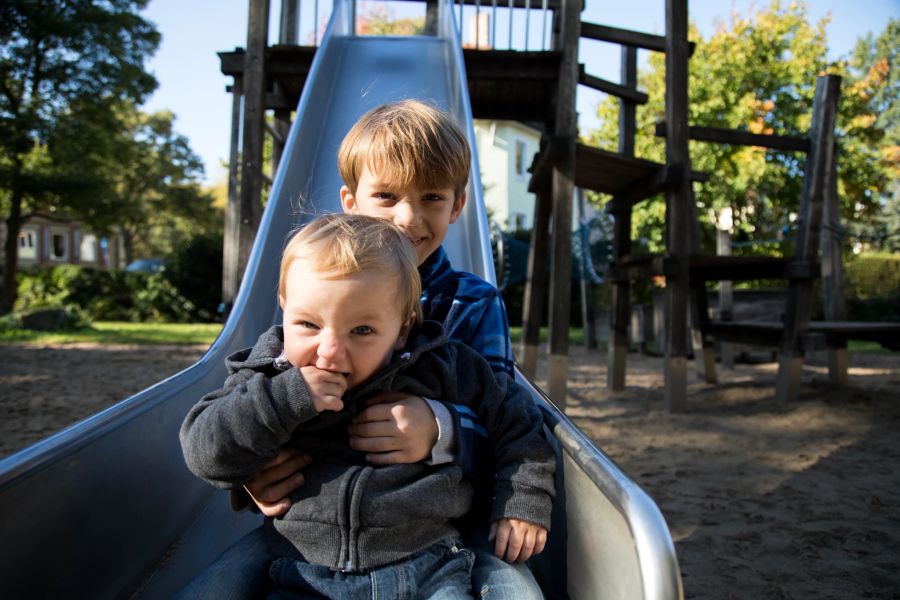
[489,518,547,563]
[300,365,348,412]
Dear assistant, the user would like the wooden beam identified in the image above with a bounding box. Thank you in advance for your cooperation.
[237,0,270,290]
[581,21,695,54]
[222,76,243,310]
[546,0,580,407]
[579,68,648,104]
[655,121,810,152]
[520,179,552,377]
[619,45,638,156]
[776,74,842,403]
[663,0,691,412]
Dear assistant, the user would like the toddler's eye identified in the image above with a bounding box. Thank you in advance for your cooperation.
[352,325,373,335]
[300,321,319,330]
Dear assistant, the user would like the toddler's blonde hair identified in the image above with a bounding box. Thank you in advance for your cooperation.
[279,214,423,325]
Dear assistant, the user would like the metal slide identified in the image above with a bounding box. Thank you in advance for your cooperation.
[0,1,682,598]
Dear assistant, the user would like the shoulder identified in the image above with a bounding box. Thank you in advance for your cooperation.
[225,326,284,373]
[451,270,503,304]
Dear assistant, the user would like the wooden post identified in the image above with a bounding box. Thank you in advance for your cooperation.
[279,0,298,43]
[237,0,270,291]
[775,74,841,402]
[424,0,439,35]
[663,0,692,412]
[821,140,848,384]
[577,188,597,349]
[717,208,734,368]
[545,0,580,407]
[607,208,631,390]
[688,190,716,383]
[222,76,243,310]
[521,178,551,377]
[619,46,637,157]
[607,44,639,390]
[271,0,298,180]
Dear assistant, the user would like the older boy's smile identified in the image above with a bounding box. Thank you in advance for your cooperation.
[340,166,466,265]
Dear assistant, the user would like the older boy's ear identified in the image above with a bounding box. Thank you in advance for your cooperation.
[448,191,467,224]
[340,185,357,214]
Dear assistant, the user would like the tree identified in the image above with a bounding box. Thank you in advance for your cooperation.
[0,0,159,313]
[846,19,900,251]
[584,1,894,256]
[96,102,218,264]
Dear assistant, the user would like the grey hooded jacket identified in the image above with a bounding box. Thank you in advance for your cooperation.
[180,321,555,572]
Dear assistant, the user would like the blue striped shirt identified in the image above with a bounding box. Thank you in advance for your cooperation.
[419,246,514,376]
[419,246,515,478]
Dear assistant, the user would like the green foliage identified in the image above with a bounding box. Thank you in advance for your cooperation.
[584,1,896,255]
[16,265,196,323]
[1,0,160,312]
[844,253,900,320]
[163,232,224,321]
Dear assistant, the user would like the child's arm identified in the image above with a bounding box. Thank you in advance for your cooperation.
[180,361,328,488]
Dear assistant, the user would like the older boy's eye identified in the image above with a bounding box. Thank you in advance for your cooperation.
[423,193,445,202]
[352,325,373,335]
[374,192,395,201]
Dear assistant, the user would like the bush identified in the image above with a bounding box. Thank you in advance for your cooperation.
[844,252,900,321]
[163,232,223,322]
[16,265,196,323]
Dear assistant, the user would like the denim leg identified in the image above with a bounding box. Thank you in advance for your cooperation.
[463,529,545,600]
[174,526,273,600]
[413,538,476,599]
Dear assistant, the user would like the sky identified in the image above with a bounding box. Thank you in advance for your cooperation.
[141,0,899,185]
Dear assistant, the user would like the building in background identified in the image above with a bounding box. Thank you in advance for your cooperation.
[474,119,542,232]
[0,214,124,271]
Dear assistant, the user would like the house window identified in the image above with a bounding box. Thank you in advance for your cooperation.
[514,140,527,177]
[50,232,68,261]
[80,234,97,263]
[18,229,37,260]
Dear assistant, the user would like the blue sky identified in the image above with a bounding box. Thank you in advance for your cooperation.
[141,0,899,185]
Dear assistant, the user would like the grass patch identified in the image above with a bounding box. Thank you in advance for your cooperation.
[509,326,587,345]
[847,340,893,354]
[0,321,223,346]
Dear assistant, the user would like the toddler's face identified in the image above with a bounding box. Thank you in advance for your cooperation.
[280,259,412,388]
[340,166,466,265]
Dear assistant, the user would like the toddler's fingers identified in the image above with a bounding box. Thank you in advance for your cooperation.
[504,530,525,563]
[534,528,548,555]
[493,523,511,559]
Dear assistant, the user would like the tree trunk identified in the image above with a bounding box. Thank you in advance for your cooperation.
[1,187,24,315]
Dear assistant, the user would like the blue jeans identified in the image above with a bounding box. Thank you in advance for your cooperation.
[177,526,544,600]
[463,528,545,600]
[268,537,474,599]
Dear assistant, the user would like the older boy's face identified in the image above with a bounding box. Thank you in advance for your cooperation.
[340,166,466,265]
[279,259,412,389]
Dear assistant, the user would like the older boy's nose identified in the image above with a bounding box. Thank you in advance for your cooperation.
[393,201,421,227]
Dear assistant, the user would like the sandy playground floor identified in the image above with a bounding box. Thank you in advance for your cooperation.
[1,341,898,599]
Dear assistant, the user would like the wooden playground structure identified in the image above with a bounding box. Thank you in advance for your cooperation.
[221,0,900,412]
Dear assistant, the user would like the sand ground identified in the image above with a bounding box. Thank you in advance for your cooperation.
[1,341,898,599]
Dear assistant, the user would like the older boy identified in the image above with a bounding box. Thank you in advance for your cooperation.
[180,214,554,599]
[181,101,544,599]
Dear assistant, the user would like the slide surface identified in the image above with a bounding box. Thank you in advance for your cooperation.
[0,2,682,598]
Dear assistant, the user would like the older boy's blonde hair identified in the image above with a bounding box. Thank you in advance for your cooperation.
[338,100,471,198]
[279,214,423,325]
